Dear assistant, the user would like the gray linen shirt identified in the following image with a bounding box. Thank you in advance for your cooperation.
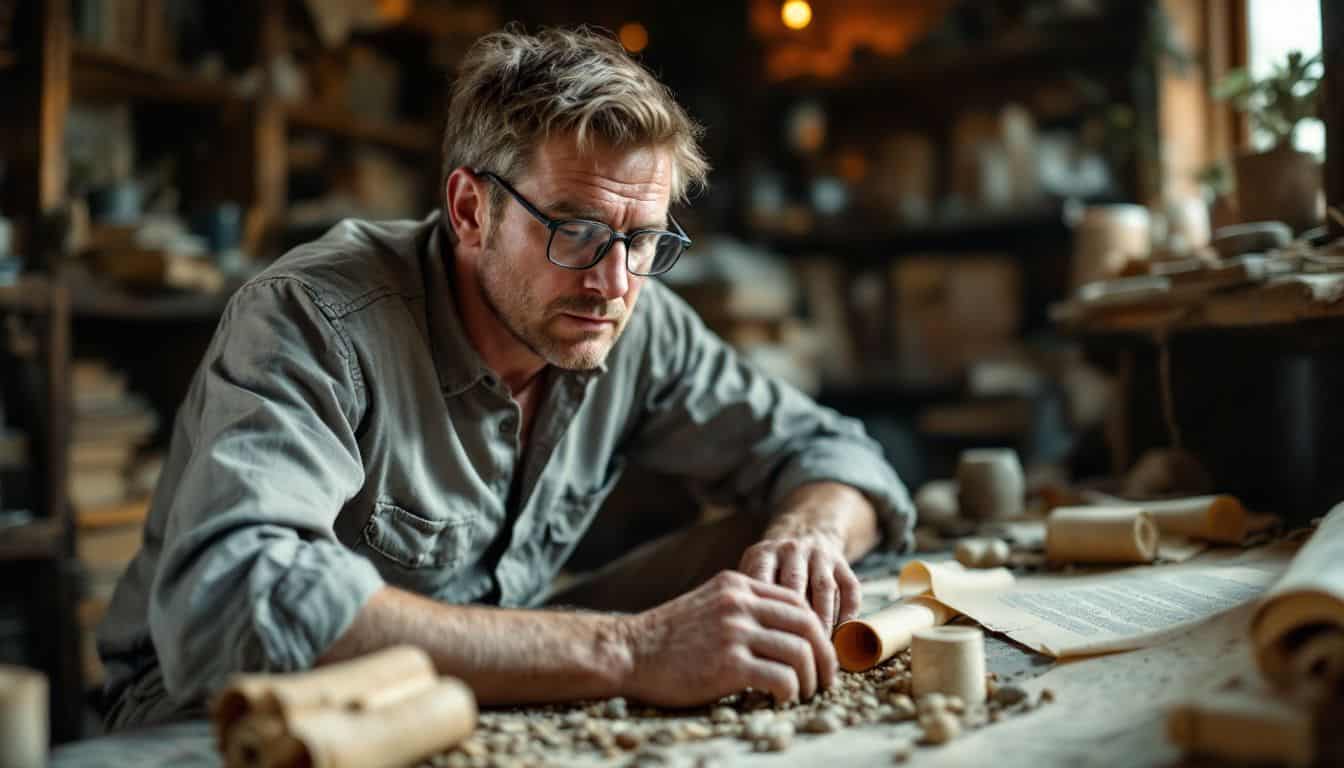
[96,213,914,730]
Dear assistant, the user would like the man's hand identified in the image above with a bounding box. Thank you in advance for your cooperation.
[738,482,881,630]
[739,531,860,631]
[619,570,837,707]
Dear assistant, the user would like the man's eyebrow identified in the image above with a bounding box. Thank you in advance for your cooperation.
[545,200,669,231]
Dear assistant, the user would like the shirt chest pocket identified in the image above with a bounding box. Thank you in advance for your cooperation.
[362,498,472,572]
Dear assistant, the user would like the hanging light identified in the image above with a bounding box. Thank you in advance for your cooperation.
[781,0,813,30]
[619,22,649,53]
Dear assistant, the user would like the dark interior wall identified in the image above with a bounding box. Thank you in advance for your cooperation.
[497,0,755,229]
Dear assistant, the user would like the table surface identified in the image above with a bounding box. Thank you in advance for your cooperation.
[50,551,1254,768]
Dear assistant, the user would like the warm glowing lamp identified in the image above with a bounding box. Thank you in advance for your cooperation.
[619,22,649,53]
[781,0,812,30]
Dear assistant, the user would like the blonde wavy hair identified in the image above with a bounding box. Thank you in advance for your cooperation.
[440,26,710,235]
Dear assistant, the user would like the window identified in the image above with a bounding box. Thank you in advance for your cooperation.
[1247,0,1324,156]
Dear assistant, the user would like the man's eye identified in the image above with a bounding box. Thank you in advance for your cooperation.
[557,223,600,243]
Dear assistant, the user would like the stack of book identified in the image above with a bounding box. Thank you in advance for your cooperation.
[70,359,161,686]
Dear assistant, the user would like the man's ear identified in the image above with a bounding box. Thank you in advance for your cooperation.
[445,168,490,250]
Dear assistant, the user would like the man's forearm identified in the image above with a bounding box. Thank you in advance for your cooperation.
[317,586,634,705]
[765,481,881,561]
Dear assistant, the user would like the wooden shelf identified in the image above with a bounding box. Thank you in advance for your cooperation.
[756,206,1069,261]
[774,16,1132,94]
[0,275,53,314]
[71,42,248,107]
[0,518,66,560]
[285,103,435,154]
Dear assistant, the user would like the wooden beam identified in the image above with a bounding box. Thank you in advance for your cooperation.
[1324,0,1343,235]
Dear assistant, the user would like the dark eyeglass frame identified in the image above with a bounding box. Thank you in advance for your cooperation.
[474,169,692,276]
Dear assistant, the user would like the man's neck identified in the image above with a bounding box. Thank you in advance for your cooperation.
[450,245,546,395]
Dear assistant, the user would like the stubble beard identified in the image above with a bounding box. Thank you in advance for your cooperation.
[477,242,626,371]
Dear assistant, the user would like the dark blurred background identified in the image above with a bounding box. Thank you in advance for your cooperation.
[0,0,1336,747]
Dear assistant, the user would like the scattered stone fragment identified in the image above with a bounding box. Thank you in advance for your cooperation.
[711,705,738,724]
[460,739,488,758]
[497,720,527,734]
[892,739,914,763]
[917,693,948,714]
[1039,688,1056,704]
[801,712,842,734]
[920,712,961,745]
[992,684,1028,707]
[744,713,774,740]
[605,697,629,719]
[615,730,642,751]
[563,711,588,728]
[846,711,865,727]
[859,694,881,709]
[712,723,739,738]
[683,722,713,740]
[765,721,795,751]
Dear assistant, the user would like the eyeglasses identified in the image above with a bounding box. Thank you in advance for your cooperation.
[475,170,691,277]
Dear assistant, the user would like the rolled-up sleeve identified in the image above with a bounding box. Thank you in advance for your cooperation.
[628,285,915,551]
[149,277,384,702]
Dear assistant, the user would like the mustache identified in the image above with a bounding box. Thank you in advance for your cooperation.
[550,296,624,321]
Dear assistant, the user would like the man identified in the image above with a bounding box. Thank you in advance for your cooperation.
[98,26,913,730]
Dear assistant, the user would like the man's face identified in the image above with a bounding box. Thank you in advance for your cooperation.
[476,137,673,371]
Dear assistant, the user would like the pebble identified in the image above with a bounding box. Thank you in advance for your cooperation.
[605,698,629,719]
[615,730,642,751]
[917,693,948,713]
[683,723,713,740]
[563,711,588,728]
[765,721,795,751]
[710,706,738,724]
[859,694,881,709]
[801,712,842,733]
[892,739,915,763]
[920,712,961,745]
[991,685,1028,707]
[743,713,774,740]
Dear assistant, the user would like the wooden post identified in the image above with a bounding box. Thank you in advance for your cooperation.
[1323,0,1343,235]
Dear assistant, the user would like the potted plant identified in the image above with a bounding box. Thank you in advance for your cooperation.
[1214,51,1324,233]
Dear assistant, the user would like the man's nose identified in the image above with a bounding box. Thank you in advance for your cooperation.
[583,239,630,299]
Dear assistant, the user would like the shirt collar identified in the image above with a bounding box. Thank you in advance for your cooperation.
[420,213,607,400]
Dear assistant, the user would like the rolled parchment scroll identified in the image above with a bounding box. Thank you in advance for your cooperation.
[832,597,958,672]
[214,645,477,768]
[1138,495,1248,543]
[1045,506,1158,564]
[1252,501,1344,692]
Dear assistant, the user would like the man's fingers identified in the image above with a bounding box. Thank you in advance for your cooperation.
[752,596,838,692]
[777,545,808,595]
[836,562,863,624]
[743,574,809,608]
[740,654,802,705]
[740,548,777,585]
[808,551,839,630]
[747,628,817,700]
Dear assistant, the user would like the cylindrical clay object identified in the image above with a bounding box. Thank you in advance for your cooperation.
[1046,506,1158,564]
[955,537,1011,569]
[957,449,1024,520]
[911,626,987,705]
[0,665,47,768]
[914,479,960,528]
[832,596,958,672]
[1139,495,1247,543]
